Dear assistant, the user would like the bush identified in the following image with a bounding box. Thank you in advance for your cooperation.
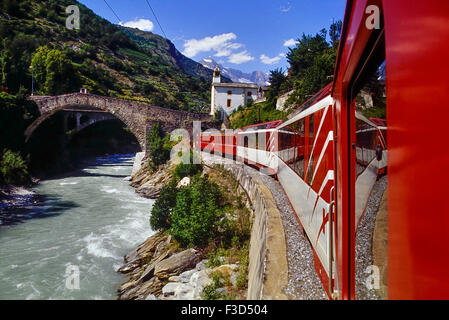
[173,152,202,181]
[170,176,222,247]
[149,181,177,231]
[0,93,39,152]
[0,149,31,185]
[147,122,170,169]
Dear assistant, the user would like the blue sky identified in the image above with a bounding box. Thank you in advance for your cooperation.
[79,0,346,73]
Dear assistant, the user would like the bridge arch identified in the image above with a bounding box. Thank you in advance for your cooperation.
[26,93,217,152]
[26,93,149,150]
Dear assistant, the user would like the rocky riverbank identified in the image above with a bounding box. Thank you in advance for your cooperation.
[0,182,40,226]
[116,232,241,300]
[127,152,175,199]
[117,153,247,300]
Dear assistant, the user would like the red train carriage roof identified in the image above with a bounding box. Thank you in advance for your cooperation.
[241,120,283,132]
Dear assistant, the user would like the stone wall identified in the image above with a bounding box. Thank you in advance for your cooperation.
[276,90,295,111]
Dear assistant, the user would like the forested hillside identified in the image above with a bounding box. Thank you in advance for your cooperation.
[0,0,211,110]
[0,0,218,184]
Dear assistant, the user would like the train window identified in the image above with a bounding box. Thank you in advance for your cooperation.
[350,26,388,300]
[278,118,305,179]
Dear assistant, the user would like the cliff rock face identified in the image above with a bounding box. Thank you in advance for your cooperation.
[129,158,175,199]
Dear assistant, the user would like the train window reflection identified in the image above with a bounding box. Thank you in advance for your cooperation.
[353,59,388,300]
[278,119,305,179]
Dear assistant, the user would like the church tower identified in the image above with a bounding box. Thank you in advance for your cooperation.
[212,66,221,84]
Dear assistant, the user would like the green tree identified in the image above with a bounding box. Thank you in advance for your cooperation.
[0,149,31,185]
[31,46,80,95]
[283,22,341,107]
[150,181,178,231]
[147,122,170,169]
[329,20,343,47]
[170,176,222,247]
[266,68,287,101]
[0,92,39,152]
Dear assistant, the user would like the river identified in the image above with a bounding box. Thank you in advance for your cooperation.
[0,154,154,300]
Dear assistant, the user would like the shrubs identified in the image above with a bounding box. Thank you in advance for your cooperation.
[147,122,170,169]
[170,176,222,247]
[0,149,31,185]
[150,173,223,248]
[149,181,177,231]
[173,152,202,181]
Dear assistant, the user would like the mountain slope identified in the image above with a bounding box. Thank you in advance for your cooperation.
[0,0,211,111]
[121,27,231,83]
[199,57,270,86]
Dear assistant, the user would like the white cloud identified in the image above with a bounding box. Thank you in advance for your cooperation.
[260,53,285,65]
[280,1,292,13]
[214,42,243,57]
[228,51,254,64]
[283,38,298,47]
[119,18,154,32]
[182,33,241,58]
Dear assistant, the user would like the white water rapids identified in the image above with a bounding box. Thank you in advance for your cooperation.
[0,154,154,299]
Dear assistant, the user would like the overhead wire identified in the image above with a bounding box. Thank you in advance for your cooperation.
[144,0,168,39]
[103,0,122,23]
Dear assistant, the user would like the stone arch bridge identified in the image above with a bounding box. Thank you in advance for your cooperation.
[26,93,216,151]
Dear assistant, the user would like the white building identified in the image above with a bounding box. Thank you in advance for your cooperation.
[210,66,259,116]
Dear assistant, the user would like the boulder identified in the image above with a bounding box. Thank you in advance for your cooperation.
[154,248,200,279]
[168,276,180,282]
[138,263,155,283]
[189,270,213,295]
[118,285,140,300]
[133,163,175,199]
[162,282,196,300]
[178,269,196,283]
[138,248,174,283]
[123,233,167,263]
[134,277,164,299]
[117,279,139,295]
[176,177,191,188]
[131,152,145,178]
[195,260,207,271]
[117,258,140,274]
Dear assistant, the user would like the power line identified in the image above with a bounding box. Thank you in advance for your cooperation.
[144,0,168,39]
[103,0,122,23]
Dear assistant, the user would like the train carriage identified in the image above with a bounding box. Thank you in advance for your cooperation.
[332,0,449,299]
[197,0,449,300]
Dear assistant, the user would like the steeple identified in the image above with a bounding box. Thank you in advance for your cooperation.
[212,66,221,84]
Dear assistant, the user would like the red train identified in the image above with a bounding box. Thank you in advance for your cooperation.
[196,0,449,300]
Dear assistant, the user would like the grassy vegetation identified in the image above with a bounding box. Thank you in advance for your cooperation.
[149,157,252,299]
